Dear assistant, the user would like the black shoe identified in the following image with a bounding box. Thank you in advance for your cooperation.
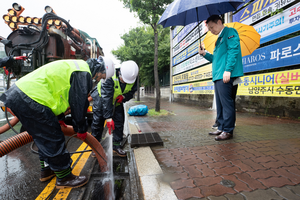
[113,147,127,157]
[212,122,219,129]
[40,168,55,182]
[56,173,88,189]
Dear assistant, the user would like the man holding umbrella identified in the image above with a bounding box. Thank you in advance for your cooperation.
[199,15,243,141]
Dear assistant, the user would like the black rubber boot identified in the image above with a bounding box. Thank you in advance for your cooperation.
[40,168,55,182]
[55,173,88,189]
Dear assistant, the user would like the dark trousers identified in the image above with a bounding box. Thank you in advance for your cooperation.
[6,87,72,172]
[214,79,236,134]
[92,102,124,144]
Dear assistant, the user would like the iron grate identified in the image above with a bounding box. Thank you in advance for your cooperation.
[130,132,163,148]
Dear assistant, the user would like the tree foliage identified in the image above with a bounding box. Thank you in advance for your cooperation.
[112,25,170,87]
[119,0,172,111]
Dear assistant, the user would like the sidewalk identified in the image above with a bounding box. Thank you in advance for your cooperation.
[128,96,300,200]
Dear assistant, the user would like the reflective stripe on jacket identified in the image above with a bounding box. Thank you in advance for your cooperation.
[16,60,91,116]
[97,73,134,106]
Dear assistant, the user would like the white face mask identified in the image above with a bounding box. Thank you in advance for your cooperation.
[92,79,96,83]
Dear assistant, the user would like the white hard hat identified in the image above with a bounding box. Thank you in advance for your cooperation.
[120,60,139,84]
[100,56,115,80]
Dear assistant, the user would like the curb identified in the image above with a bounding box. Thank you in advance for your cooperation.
[126,113,177,200]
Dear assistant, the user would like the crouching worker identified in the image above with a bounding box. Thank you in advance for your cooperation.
[91,60,138,157]
[0,57,114,188]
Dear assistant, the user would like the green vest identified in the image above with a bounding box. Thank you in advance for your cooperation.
[16,60,91,116]
[98,73,134,106]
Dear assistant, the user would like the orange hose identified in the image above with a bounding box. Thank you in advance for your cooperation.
[0,117,19,134]
[0,124,107,171]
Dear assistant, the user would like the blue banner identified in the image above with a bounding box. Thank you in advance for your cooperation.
[236,0,251,10]
[242,35,300,73]
[173,22,198,46]
[173,40,199,66]
[233,0,279,23]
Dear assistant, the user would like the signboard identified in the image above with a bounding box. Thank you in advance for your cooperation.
[254,2,300,44]
[243,35,300,73]
[173,22,208,56]
[236,0,252,10]
[173,54,209,75]
[233,0,295,25]
[172,22,198,47]
[173,80,214,94]
[172,64,212,84]
[237,69,300,97]
[173,40,200,66]
[172,26,184,39]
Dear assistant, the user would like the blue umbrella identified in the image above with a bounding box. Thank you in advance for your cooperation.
[158,0,246,28]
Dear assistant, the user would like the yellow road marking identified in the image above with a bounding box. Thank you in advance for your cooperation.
[35,142,91,200]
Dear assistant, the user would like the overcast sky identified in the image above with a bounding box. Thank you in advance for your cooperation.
[0,0,141,64]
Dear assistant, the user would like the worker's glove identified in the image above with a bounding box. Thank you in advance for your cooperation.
[14,56,27,61]
[116,95,124,103]
[58,120,67,128]
[106,118,115,135]
[77,132,87,140]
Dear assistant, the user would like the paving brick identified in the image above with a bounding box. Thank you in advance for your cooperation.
[194,176,222,187]
[206,145,224,152]
[283,166,300,176]
[249,156,277,163]
[179,159,202,167]
[255,147,273,152]
[170,179,196,190]
[179,148,192,154]
[184,165,203,178]
[272,168,300,184]
[246,170,279,179]
[244,149,266,157]
[206,161,232,169]
[213,166,242,175]
[271,155,299,165]
[195,164,217,177]
[192,149,212,155]
[262,150,283,156]
[241,159,266,171]
[234,173,267,190]
[222,154,246,161]
[206,152,226,162]
[261,161,290,169]
[174,187,204,200]
[197,154,215,163]
[224,194,246,200]
[200,184,236,197]
[258,176,293,188]
[216,151,237,157]
[230,160,254,172]
[241,188,283,200]
[221,175,252,192]
[236,150,255,158]
[207,196,227,200]
[166,166,184,173]
[272,187,300,200]
[176,154,198,161]
[286,185,300,196]
[161,160,179,167]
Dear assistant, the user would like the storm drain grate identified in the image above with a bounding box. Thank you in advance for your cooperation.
[130,132,163,148]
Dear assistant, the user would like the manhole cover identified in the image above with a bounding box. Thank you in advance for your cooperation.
[220,179,235,188]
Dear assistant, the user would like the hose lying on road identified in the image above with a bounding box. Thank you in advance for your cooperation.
[0,117,19,134]
[0,125,108,171]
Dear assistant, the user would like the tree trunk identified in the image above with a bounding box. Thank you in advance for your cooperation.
[153,24,160,112]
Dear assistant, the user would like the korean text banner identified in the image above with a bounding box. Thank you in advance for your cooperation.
[233,0,295,25]
[254,2,300,44]
[173,54,209,75]
[237,69,300,97]
[242,35,300,73]
[173,22,208,56]
[173,40,199,66]
[172,64,212,84]
[173,22,198,47]
[173,80,214,94]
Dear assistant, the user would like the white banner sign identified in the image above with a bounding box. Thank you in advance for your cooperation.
[236,0,295,25]
[173,54,209,75]
[254,2,300,44]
